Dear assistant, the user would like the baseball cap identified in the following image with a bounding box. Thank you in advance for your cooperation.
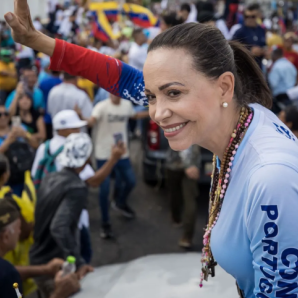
[57,132,93,168]
[53,110,87,130]
[0,198,20,231]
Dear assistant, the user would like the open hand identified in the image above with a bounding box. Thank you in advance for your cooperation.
[4,0,39,46]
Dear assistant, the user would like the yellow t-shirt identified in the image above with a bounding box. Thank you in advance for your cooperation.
[267,34,284,48]
[2,171,37,296]
[0,61,17,91]
[78,78,95,100]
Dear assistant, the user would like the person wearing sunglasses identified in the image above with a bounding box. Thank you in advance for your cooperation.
[232,4,266,69]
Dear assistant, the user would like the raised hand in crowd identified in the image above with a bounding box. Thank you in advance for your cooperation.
[15,81,24,96]
[7,126,26,141]
[5,0,55,56]
[111,142,126,161]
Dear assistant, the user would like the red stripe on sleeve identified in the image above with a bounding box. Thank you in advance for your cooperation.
[49,39,122,96]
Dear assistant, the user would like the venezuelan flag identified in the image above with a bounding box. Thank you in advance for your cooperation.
[90,2,119,22]
[90,2,160,29]
[89,8,120,42]
[123,3,159,28]
[92,11,111,42]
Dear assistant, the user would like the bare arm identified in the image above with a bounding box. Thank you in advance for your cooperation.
[5,0,147,107]
[86,143,126,187]
[9,82,24,117]
[0,136,15,154]
[16,264,50,280]
[130,110,149,120]
[31,116,46,142]
[16,258,63,280]
[86,158,117,187]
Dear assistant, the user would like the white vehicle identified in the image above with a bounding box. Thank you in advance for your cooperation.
[74,253,238,298]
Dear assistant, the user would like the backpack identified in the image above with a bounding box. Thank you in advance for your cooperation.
[33,140,64,190]
[6,141,35,185]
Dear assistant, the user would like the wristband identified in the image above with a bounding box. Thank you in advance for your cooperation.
[26,132,32,140]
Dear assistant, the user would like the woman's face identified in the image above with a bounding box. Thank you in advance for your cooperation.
[18,94,32,111]
[144,48,231,151]
[0,106,10,128]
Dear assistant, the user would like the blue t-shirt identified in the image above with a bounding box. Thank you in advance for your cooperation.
[232,25,266,68]
[38,70,51,85]
[0,257,23,298]
[39,76,62,124]
[268,57,297,96]
[211,104,298,298]
[5,88,45,111]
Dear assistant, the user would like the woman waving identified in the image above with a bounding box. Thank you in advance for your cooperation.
[5,2,298,298]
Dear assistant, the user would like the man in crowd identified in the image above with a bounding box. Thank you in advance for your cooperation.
[48,72,92,120]
[5,66,45,113]
[179,3,191,23]
[0,21,15,48]
[268,47,297,104]
[30,133,95,298]
[283,32,298,71]
[0,198,80,298]
[39,70,62,139]
[166,145,201,249]
[0,48,17,104]
[31,109,125,262]
[232,4,266,68]
[78,94,148,239]
[128,29,148,71]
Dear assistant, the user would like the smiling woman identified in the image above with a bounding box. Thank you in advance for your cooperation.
[4,1,298,298]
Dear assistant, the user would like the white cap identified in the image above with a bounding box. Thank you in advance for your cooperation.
[57,133,93,168]
[53,110,87,130]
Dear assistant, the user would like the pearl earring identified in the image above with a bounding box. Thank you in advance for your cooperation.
[222,102,228,108]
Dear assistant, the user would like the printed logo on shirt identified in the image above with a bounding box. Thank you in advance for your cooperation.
[273,122,296,141]
[108,114,128,123]
[256,205,298,297]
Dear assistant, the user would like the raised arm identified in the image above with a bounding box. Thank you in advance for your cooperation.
[4,0,147,106]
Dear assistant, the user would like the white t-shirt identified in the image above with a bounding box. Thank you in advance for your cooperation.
[16,45,35,60]
[48,83,93,119]
[47,0,58,14]
[92,98,135,160]
[128,42,148,71]
[31,134,95,229]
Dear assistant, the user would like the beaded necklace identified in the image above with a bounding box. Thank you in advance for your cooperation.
[200,106,253,287]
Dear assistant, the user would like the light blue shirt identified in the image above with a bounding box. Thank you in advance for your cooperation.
[5,88,45,111]
[211,104,298,298]
[268,57,297,96]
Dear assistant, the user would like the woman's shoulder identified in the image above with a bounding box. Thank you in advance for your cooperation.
[247,104,298,167]
[31,109,41,120]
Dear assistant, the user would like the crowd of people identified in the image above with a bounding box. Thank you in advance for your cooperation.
[1,0,298,297]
